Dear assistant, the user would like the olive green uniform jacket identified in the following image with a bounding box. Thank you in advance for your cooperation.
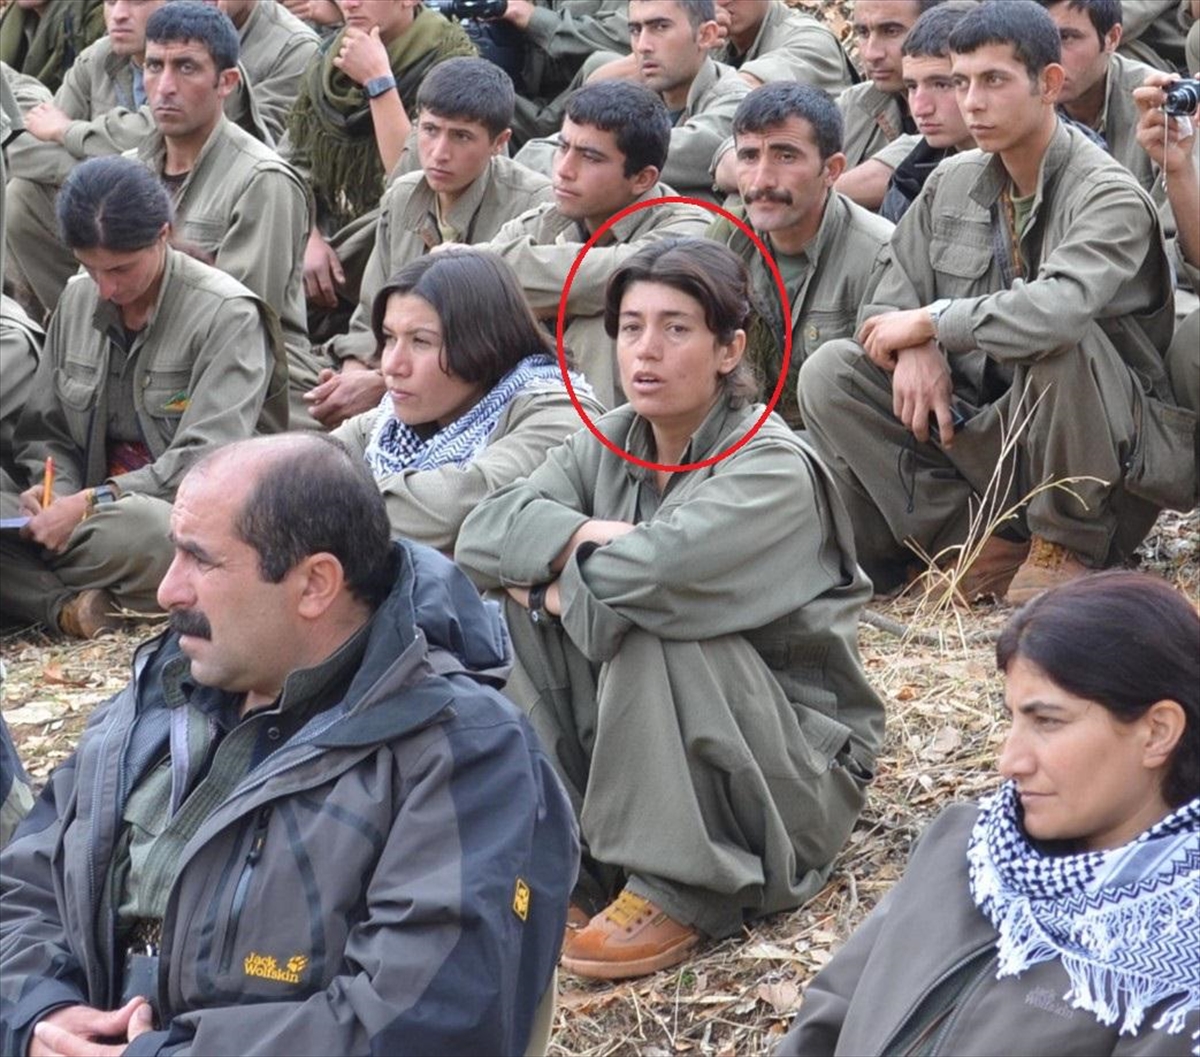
[455,397,885,938]
[0,294,41,486]
[707,192,893,428]
[335,381,601,553]
[235,0,319,146]
[481,185,711,406]
[325,153,553,366]
[135,117,321,407]
[798,121,1192,578]
[776,803,1200,1057]
[838,81,908,169]
[1,248,285,628]
[715,0,853,96]
[0,0,104,95]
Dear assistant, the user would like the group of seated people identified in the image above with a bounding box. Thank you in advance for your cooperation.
[0,0,1197,1054]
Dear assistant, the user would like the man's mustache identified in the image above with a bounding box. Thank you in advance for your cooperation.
[745,188,794,206]
[170,609,212,640]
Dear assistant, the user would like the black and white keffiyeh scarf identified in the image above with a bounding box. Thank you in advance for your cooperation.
[968,782,1200,1048]
[364,354,589,475]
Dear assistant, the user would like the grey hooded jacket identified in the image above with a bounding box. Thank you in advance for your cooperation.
[0,541,579,1056]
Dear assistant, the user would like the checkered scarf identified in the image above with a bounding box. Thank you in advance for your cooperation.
[968,782,1200,1049]
[364,355,587,475]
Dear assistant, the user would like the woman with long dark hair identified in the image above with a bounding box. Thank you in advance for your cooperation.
[777,570,1199,1056]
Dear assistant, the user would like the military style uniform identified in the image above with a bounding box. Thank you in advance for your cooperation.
[715,0,854,95]
[0,248,286,629]
[481,185,710,406]
[837,81,910,168]
[456,397,885,938]
[325,153,553,367]
[799,122,1193,580]
[707,191,893,428]
[234,0,319,145]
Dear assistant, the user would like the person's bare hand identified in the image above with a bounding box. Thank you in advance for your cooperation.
[279,0,343,26]
[584,54,642,84]
[304,362,386,428]
[304,229,345,308]
[891,341,954,446]
[499,0,535,30]
[711,4,731,47]
[24,102,72,144]
[859,309,936,371]
[30,998,152,1057]
[1134,72,1198,175]
[333,25,392,87]
[19,487,89,553]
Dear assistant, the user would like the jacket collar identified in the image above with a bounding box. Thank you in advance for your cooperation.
[400,156,497,242]
[969,117,1073,213]
[138,114,232,193]
[681,56,720,119]
[620,395,754,482]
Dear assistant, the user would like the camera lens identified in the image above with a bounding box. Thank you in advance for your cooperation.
[1163,79,1200,117]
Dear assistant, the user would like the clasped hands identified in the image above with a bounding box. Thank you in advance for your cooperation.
[505,520,636,615]
[858,309,956,447]
[30,997,153,1057]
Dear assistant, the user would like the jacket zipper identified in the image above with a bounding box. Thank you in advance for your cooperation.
[218,804,272,975]
[878,942,994,1056]
[925,950,999,1055]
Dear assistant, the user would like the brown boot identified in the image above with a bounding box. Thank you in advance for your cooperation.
[560,889,701,980]
[1005,536,1092,605]
[57,589,125,639]
[954,536,1030,602]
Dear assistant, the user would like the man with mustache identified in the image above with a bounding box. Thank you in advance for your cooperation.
[135,2,320,429]
[0,432,578,1057]
[707,81,894,428]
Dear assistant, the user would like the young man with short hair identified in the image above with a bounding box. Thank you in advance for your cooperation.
[708,82,893,428]
[880,0,978,221]
[836,0,942,209]
[1038,0,1160,192]
[136,2,318,427]
[799,0,1192,603]
[485,80,709,406]
[308,57,554,428]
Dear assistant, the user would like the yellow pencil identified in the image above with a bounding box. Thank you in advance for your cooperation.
[41,456,54,509]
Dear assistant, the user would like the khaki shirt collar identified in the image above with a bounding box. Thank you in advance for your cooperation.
[140,115,231,196]
[729,0,784,63]
[403,156,496,240]
[620,394,750,482]
[969,117,1072,218]
[682,57,720,119]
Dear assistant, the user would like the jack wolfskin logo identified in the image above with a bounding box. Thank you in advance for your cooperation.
[244,951,307,984]
[512,878,531,921]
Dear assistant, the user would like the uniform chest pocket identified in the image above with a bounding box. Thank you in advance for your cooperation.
[929,234,993,281]
[178,216,225,259]
[55,367,100,411]
[142,369,193,419]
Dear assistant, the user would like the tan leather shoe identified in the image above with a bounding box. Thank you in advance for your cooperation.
[57,589,125,639]
[560,890,701,980]
[1006,536,1092,605]
[955,535,1030,602]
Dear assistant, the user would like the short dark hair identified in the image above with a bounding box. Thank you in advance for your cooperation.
[150,1,240,72]
[604,237,758,403]
[564,81,672,176]
[371,248,557,390]
[996,571,1199,809]
[233,434,393,610]
[1035,0,1122,43]
[903,1,979,60]
[56,156,173,251]
[671,0,716,31]
[415,56,514,140]
[948,0,1061,79]
[732,82,843,160]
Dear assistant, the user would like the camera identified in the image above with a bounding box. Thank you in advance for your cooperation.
[425,0,509,20]
[1163,78,1200,117]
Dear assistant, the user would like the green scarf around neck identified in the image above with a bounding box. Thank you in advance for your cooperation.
[287,6,475,232]
[0,0,105,95]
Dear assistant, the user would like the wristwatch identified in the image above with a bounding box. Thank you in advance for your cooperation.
[926,298,953,332]
[364,74,397,100]
[85,483,120,519]
[527,583,557,627]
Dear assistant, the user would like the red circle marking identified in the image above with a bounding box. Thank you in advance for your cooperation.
[555,195,792,474]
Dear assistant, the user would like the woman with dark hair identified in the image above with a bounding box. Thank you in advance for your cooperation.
[456,237,885,980]
[777,570,1199,1057]
[333,248,604,552]
[0,155,285,638]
